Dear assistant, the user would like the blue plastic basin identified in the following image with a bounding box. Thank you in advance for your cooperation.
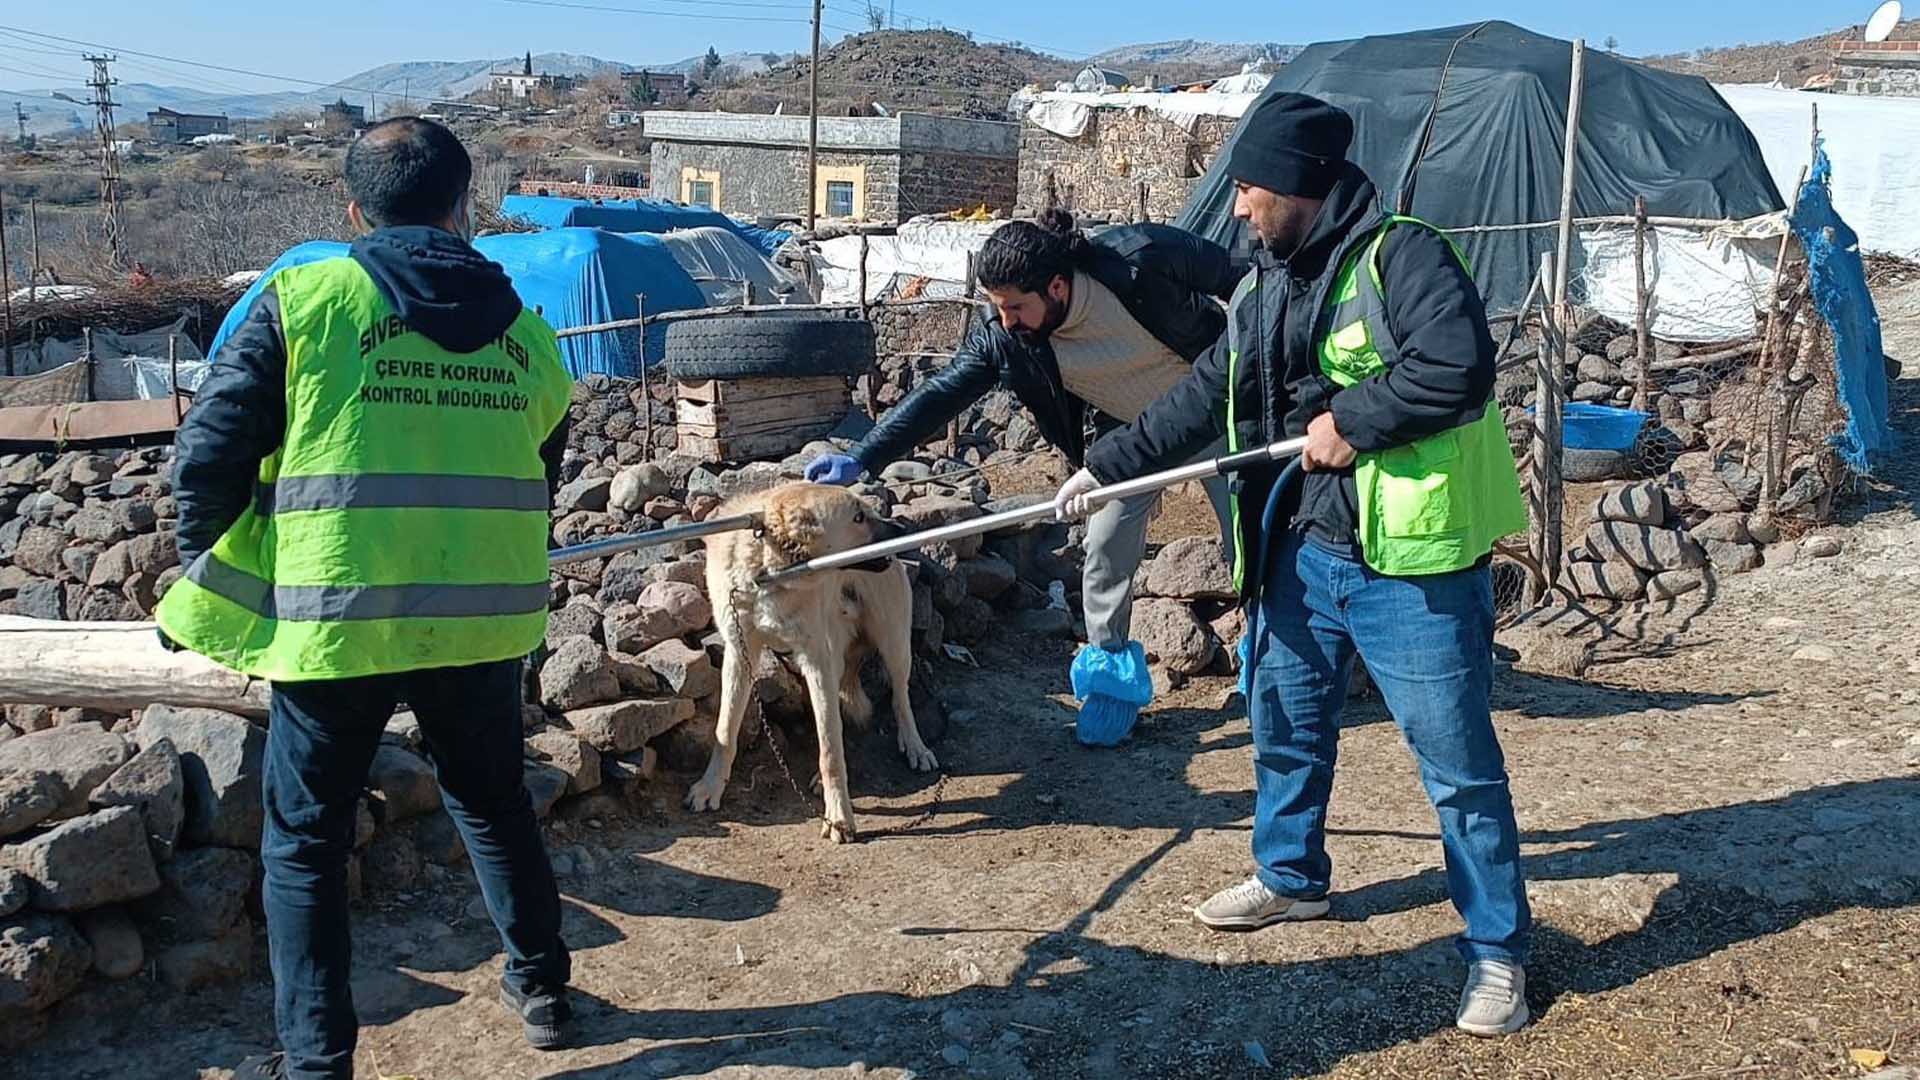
[1526,402,1650,451]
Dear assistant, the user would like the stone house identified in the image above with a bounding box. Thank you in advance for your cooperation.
[642,110,1018,223]
[1015,94,1248,221]
[146,108,229,144]
[1829,40,1920,96]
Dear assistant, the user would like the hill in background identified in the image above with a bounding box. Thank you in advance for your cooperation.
[1641,18,1920,85]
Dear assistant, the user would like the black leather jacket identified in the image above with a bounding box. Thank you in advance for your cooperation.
[848,223,1241,470]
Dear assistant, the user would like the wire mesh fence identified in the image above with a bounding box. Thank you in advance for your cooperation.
[1493,222,1856,626]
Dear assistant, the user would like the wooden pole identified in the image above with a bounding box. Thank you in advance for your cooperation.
[857,230,870,314]
[858,230,878,418]
[1755,163,1809,520]
[1632,194,1651,412]
[1,184,13,377]
[0,616,271,717]
[636,292,653,458]
[805,0,822,232]
[168,333,182,423]
[1551,39,1586,358]
[1529,255,1563,605]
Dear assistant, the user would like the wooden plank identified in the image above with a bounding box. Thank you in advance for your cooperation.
[677,419,842,461]
[0,397,192,447]
[676,388,850,431]
[675,375,849,405]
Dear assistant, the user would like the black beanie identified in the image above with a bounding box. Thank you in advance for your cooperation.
[1226,92,1354,200]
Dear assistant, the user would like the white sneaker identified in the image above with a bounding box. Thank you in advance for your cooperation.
[1192,876,1331,931]
[1456,959,1529,1036]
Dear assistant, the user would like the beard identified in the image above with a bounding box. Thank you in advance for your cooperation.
[1011,294,1069,343]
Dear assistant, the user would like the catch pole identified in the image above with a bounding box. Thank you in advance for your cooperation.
[760,436,1309,584]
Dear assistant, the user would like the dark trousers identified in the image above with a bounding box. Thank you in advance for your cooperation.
[262,659,569,1080]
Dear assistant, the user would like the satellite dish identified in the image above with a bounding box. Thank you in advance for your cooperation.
[1866,0,1902,43]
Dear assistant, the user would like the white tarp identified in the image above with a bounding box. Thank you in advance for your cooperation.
[1716,83,1920,258]
[814,220,1008,304]
[1016,89,1262,138]
[1575,221,1783,343]
[816,216,1778,341]
[657,226,805,306]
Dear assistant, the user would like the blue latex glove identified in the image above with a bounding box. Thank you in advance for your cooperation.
[805,452,864,486]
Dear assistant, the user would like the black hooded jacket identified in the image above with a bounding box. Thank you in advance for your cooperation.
[847,223,1241,471]
[1084,165,1497,557]
[173,226,569,568]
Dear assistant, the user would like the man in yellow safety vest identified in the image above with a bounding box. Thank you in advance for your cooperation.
[157,117,576,1077]
[1055,93,1534,1036]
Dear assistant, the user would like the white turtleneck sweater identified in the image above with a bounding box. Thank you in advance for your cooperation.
[1047,270,1193,422]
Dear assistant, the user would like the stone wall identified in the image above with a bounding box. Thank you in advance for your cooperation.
[1832,50,1920,96]
[515,179,652,201]
[1016,111,1237,221]
[896,151,1019,219]
[648,142,1013,223]
[649,142,906,222]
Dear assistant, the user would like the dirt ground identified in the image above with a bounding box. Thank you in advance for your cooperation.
[16,366,1920,1080]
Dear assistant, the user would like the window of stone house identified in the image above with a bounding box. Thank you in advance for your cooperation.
[825,180,856,218]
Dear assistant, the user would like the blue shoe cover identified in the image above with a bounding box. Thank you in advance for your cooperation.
[1070,642,1152,747]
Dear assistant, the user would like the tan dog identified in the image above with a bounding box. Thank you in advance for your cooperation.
[688,482,938,842]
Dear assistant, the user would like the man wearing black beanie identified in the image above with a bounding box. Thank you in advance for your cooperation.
[1057,92,1533,1036]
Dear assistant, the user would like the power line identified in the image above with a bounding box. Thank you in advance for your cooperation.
[0,30,79,57]
[0,52,82,83]
[0,24,411,100]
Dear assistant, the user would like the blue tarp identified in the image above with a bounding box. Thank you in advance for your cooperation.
[1792,145,1895,473]
[499,194,791,257]
[209,228,710,379]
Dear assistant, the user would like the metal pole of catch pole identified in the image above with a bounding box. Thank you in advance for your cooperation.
[761,435,1310,585]
[549,513,761,566]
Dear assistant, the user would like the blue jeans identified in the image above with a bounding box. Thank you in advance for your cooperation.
[263,659,570,1079]
[1245,531,1530,965]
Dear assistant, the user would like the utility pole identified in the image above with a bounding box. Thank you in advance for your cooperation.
[84,54,124,266]
[806,0,822,231]
[13,103,26,147]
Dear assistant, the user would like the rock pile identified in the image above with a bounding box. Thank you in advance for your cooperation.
[0,713,257,1044]
[1563,453,1780,603]
[0,448,181,624]
[1129,536,1242,684]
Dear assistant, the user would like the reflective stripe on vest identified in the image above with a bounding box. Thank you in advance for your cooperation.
[183,555,552,622]
[254,473,552,516]
[155,255,572,681]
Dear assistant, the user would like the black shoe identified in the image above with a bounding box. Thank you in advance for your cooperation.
[234,1053,287,1079]
[500,979,575,1050]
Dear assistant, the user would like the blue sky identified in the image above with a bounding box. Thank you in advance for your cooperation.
[0,1,1879,91]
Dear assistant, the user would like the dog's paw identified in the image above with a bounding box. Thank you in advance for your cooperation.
[900,739,939,772]
[685,777,727,813]
[820,816,857,844]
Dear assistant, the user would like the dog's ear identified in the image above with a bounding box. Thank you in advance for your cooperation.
[763,493,826,559]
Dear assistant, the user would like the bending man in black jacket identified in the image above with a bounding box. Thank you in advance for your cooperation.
[807,210,1240,745]
[1056,94,1532,1036]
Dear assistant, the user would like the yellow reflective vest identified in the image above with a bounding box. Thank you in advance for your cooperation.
[156,256,571,680]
